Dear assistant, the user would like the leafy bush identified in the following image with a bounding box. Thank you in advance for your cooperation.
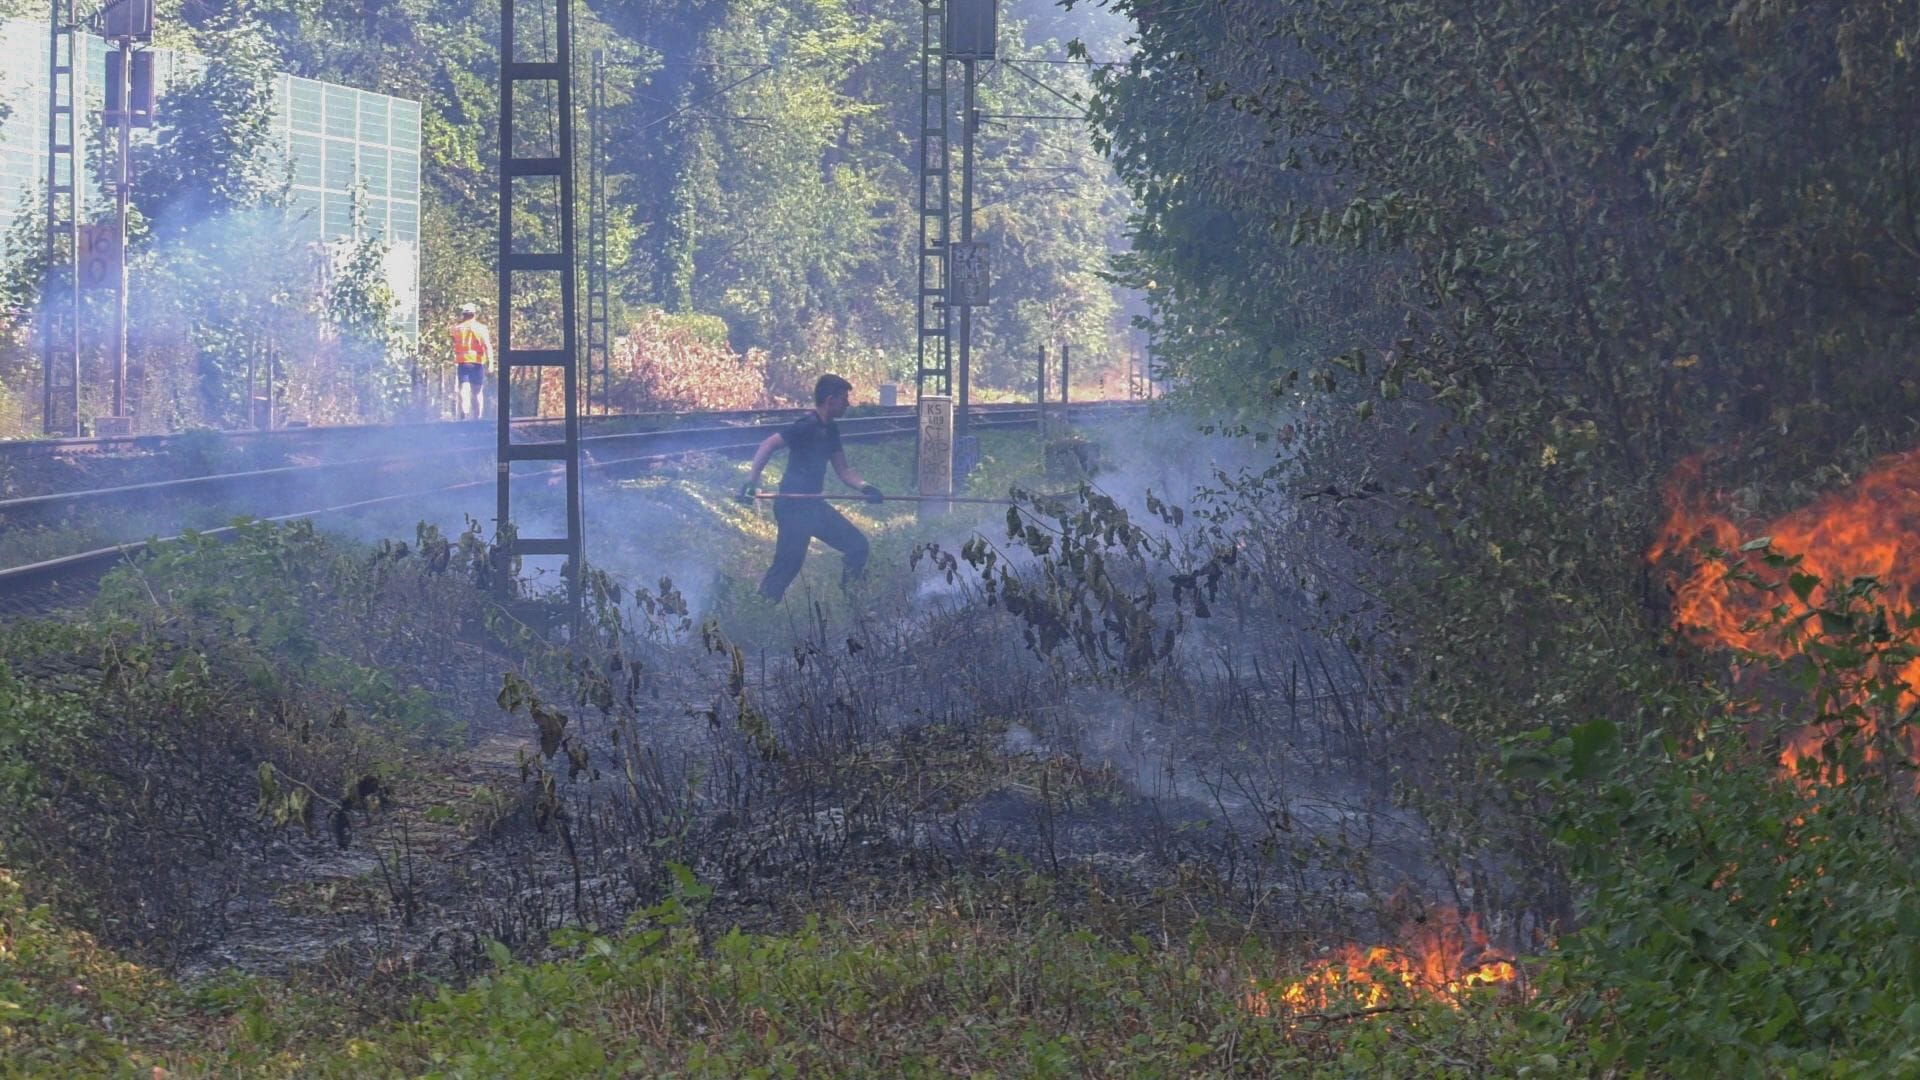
[0,518,503,956]
[1519,568,1920,1074]
[916,481,1229,681]
[308,886,1560,1079]
[0,867,185,1075]
[1091,0,1920,853]
[0,660,93,823]
[598,310,773,413]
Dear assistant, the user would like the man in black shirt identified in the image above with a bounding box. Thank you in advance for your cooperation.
[737,374,885,601]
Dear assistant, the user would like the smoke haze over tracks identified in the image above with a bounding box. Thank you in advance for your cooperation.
[0,402,1147,613]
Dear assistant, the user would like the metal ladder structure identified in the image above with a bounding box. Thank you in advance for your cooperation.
[497,0,584,608]
[585,48,610,415]
[41,0,81,437]
[914,0,952,401]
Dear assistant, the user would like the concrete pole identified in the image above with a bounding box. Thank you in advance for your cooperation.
[1037,343,1047,426]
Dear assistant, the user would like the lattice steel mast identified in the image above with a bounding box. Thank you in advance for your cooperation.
[585,48,610,415]
[497,0,584,611]
[913,0,951,402]
[41,0,80,436]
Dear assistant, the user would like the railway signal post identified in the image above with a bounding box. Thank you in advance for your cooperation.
[914,0,995,500]
[97,0,153,437]
[946,0,994,451]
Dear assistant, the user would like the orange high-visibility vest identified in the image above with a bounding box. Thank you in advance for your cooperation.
[451,319,492,366]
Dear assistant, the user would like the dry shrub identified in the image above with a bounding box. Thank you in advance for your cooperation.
[599,310,774,412]
[0,328,34,439]
[279,336,381,426]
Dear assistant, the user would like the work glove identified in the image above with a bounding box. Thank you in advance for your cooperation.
[860,483,885,505]
[735,482,757,506]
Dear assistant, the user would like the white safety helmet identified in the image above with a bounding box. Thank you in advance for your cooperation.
[459,303,479,318]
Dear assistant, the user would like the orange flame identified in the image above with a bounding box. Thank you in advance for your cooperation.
[1649,450,1920,781]
[1245,909,1518,1017]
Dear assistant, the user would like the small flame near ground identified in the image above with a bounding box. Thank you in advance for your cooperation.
[1244,909,1518,1017]
[1648,450,1920,781]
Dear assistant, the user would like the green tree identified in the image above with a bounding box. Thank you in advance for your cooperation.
[134,22,281,232]
[326,223,403,417]
[962,23,1131,392]
[679,0,894,362]
[8,0,1143,424]
[123,19,310,427]
[1081,0,1920,1004]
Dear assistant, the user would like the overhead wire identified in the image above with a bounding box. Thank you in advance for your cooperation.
[634,65,775,133]
[998,59,1089,115]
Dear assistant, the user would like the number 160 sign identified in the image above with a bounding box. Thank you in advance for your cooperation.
[79,224,120,290]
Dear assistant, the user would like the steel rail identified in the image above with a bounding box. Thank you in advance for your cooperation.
[0,394,1144,462]
[0,451,437,515]
[0,402,1100,519]
[0,401,1145,609]
[0,400,1099,518]
[0,402,930,461]
[0,415,789,518]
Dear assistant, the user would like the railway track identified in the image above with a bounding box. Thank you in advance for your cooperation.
[0,405,911,504]
[0,400,1144,614]
[0,404,839,464]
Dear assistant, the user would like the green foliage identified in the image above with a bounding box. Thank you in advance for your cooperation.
[917,481,1229,680]
[0,662,92,819]
[323,223,407,417]
[0,867,187,1075]
[120,18,329,428]
[0,517,495,958]
[1090,0,1920,631]
[137,21,284,224]
[670,0,892,361]
[597,0,1131,394]
[1084,6,1920,1070]
[964,24,1129,389]
[1514,567,1920,1074]
[302,891,1553,1078]
[1087,0,1920,818]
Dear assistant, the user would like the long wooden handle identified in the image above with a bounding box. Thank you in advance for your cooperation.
[750,492,1016,506]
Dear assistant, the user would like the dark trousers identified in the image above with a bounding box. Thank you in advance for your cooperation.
[759,500,869,601]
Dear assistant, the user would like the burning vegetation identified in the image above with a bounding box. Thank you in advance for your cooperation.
[1650,451,1920,653]
[1246,907,1520,1017]
[1650,450,1920,783]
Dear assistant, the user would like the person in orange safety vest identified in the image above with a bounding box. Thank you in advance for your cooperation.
[450,303,493,420]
